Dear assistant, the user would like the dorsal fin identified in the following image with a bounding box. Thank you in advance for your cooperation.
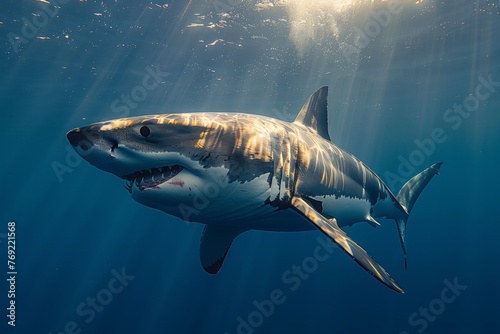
[293,86,330,141]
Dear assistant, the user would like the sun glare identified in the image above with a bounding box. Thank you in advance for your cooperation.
[270,0,424,54]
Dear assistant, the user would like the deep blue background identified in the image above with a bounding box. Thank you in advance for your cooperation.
[1,1,499,333]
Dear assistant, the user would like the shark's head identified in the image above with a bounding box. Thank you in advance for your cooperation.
[67,114,244,219]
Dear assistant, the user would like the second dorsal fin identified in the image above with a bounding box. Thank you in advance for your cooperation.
[293,86,330,141]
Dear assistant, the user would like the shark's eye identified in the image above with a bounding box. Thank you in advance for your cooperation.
[140,126,151,138]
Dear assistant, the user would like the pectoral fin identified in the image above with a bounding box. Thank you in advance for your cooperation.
[200,225,247,274]
[291,197,404,293]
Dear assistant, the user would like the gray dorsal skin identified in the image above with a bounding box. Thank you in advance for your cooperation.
[200,225,247,274]
[294,86,331,141]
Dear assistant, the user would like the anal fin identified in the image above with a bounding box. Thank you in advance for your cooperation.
[291,197,404,293]
[200,225,246,274]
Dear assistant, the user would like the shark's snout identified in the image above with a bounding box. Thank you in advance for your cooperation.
[67,127,118,153]
[67,129,93,151]
[65,120,202,186]
[66,126,137,178]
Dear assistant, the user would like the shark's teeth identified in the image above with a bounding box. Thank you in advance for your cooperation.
[122,165,184,192]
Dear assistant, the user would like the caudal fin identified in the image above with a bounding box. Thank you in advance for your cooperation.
[396,162,443,269]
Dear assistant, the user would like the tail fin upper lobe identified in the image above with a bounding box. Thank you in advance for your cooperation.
[395,162,443,268]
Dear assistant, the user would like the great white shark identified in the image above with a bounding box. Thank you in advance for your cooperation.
[67,87,442,293]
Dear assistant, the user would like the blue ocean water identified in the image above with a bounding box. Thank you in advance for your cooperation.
[1,1,499,333]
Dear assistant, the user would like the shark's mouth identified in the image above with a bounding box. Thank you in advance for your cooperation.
[123,165,184,193]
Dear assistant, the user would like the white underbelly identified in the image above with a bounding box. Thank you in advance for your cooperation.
[312,195,372,227]
[188,173,313,231]
[162,169,372,231]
